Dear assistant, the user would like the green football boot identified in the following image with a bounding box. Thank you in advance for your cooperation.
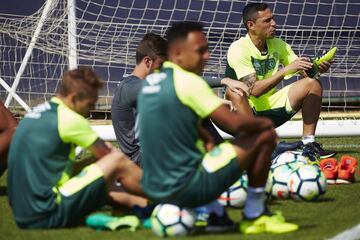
[240,211,299,234]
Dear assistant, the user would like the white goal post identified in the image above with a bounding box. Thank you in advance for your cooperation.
[0,0,359,138]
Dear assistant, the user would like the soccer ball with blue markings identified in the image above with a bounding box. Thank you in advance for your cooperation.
[151,203,195,237]
[269,161,306,200]
[270,164,292,200]
[288,165,327,201]
[218,173,248,208]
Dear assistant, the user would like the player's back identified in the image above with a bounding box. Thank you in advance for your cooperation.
[8,100,68,222]
[138,62,205,201]
[111,75,142,163]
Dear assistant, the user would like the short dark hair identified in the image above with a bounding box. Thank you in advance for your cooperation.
[58,67,103,99]
[242,3,269,30]
[136,33,167,64]
[166,21,203,47]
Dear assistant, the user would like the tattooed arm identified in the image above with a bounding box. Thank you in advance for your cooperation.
[247,57,314,97]
[242,69,287,97]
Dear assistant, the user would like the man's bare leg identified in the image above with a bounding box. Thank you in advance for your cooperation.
[225,89,254,117]
[287,77,322,136]
[95,150,147,207]
[231,126,277,218]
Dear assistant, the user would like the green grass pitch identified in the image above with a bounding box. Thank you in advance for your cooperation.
[1,137,359,240]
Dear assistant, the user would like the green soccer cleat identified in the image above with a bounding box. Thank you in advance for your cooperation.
[239,211,299,234]
[313,47,337,65]
[306,47,337,78]
[86,213,140,231]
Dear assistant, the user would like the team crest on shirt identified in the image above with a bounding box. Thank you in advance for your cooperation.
[209,146,222,157]
[251,56,276,77]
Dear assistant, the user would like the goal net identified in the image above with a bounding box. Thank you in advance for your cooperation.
[0,0,359,136]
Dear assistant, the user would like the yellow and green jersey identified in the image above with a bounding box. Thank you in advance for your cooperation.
[226,34,297,111]
[8,97,98,224]
[138,61,223,201]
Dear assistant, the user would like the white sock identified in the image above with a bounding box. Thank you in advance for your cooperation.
[243,187,266,219]
[302,135,315,145]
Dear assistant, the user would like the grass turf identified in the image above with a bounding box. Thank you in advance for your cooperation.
[0,137,359,240]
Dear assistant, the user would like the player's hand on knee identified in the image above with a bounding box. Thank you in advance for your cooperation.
[222,78,250,97]
[104,141,114,151]
[110,148,126,160]
[221,99,237,112]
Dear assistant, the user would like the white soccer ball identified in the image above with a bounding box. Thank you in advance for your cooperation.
[218,174,248,208]
[269,161,306,200]
[265,173,273,200]
[270,164,293,199]
[271,151,307,170]
[288,165,327,201]
[151,204,195,237]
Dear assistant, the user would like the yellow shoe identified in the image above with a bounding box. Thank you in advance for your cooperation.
[240,212,299,234]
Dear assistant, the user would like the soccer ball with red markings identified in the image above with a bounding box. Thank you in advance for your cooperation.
[151,203,195,237]
[270,162,303,200]
[218,173,248,208]
[288,165,327,201]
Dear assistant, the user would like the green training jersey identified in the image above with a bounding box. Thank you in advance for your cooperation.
[226,34,297,111]
[8,97,98,224]
[138,61,223,201]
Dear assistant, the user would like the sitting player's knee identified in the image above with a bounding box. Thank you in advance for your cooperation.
[260,128,277,149]
[268,129,277,148]
[301,77,322,90]
[226,89,248,103]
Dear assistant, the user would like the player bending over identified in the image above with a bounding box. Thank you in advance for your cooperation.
[138,21,298,234]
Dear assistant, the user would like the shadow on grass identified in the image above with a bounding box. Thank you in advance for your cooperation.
[312,197,335,203]
[298,223,317,231]
[0,186,7,196]
[195,224,240,236]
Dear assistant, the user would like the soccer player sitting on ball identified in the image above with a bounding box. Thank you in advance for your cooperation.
[138,21,299,234]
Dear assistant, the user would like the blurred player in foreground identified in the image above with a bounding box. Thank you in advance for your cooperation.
[138,21,299,234]
[111,32,249,231]
[112,33,249,167]
[8,68,145,228]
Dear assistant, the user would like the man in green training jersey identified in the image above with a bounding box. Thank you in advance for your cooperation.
[138,21,299,234]
[8,67,145,228]
[225,3,335,160]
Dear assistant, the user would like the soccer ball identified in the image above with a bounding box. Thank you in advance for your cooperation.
[265,174,273,201]
[151,203,195,237]
[269,161,306,200]
[288,165,327,201]
[218,173,248,208]
[270,164,294,199]
[271,151,307,170]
